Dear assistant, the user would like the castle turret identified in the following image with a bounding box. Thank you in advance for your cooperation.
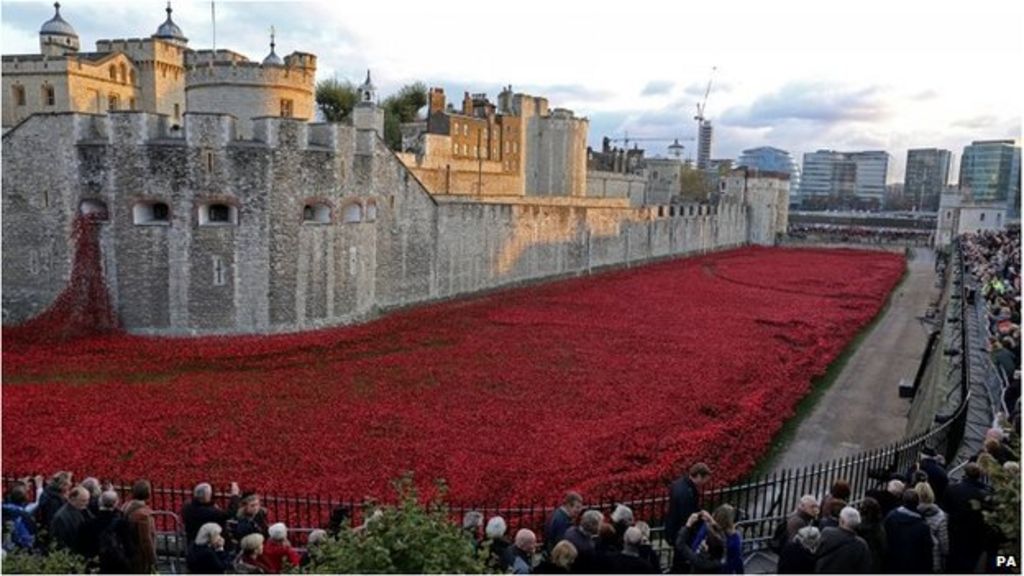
[261,27,283,66]
[353,69,383,136]
[39,2,79,57]
[152,2,188,47]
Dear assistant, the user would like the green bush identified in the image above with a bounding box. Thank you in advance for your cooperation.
[981,422,1021,558]
[1,548,89,574]
[304,475,491,574]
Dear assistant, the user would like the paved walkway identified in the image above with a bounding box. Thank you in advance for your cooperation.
[770,247,939,472]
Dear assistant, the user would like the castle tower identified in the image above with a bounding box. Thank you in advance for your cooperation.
[185,39,316,139]
[152,2,188,47]
[39,2,80,57]
[353,69,384,136]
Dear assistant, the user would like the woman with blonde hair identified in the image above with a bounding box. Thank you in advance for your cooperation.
[916,482,949,572]
[534,540,577,574]
[233,533,273,574]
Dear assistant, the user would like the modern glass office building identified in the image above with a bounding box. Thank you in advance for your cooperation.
[798,150,889,208]
[959,140,1021,218]
[905,148,952,212]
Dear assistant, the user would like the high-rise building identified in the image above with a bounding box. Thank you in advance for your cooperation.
[798,150,890,209]
[736,146,801,202]
[696,120,713,170]
[959,140,1021,218]
[904,148,952,212]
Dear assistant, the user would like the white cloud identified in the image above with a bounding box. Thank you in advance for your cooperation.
[2,0,1021,180]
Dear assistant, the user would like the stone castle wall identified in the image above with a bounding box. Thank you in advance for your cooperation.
[2,111,756,335]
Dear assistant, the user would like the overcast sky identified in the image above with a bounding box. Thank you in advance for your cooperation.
[3,0,1021,181]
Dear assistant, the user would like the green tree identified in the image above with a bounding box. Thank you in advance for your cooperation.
[381,82,427,151]
[316,77,358,123]
[679,166,710,201]
[303,475,490,574]
[1,548,89,574]
[980,422,1021,558]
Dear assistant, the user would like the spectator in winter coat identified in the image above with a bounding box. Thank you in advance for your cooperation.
[610,504,634,547]
[633,522,661,570]
[501,529,536,574]
[608,526,659,574]
[233,492,270,542]
[49,486,91,555]
[233,533,273,574]
[534,540,577,574]
[865,479,905,518]
[545,491,583,552]
[814,507,872,574]
[913,447,950,503]
[483,516,510,571]
[916,482,949,573]
[777,526,820,574]
[773,495,819,552]
[673,512,725,574]
[818,498,846,530]
[122,480,158,575]
[34,472,72,542]
[882,490,933,573]
[1,484,38,551]
[262,522,301,573]
[79,478,102,516]
[854,497,887,574]
[692,506,742,575]
[564,510,601,573]
[79,490,121,562]
[944,463,992,573]
[182,482,240,546]
[664,463,711,547]
[187,522,233,574]
[820,480,851,522]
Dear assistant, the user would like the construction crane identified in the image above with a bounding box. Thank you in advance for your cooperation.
[694,66,716,125]
[693,66,716,169]
[606,135,694,159]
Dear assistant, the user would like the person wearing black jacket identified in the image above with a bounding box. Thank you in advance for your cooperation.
[664,463,711,547]
[79,491,122,562]
[944,463,993,573]
[882,491,933,573]
[608,527,659,574]
[182,481,241,546]
[49,487,91,556]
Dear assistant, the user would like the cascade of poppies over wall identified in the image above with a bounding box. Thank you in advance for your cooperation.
[7,212,120,343]
[2,247,905,505]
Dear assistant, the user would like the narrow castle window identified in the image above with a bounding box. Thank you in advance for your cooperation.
[980,212,986,222]
[212,256,227,286]
[280,99,294,118]
[133,202,170,225]
[198,203,238,226]
[129,98,136,111]
[302,203,331,224]
[205,151,214,172]
[42,85,55,107]
[342,203,363,224]
[174,103,181,120]
[12,85,25,106]
[365,200,378,222]
[209,204,231,222]
[119,64,127,84]
[109,65,117,80]
[108,94,119,111]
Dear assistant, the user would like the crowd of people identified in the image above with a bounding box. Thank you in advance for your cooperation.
[961,229,1021,417]
[787,224,932,245]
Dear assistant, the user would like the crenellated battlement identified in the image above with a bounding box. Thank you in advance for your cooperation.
[186,59,315,92]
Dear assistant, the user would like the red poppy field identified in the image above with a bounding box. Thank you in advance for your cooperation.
[2,247,905,505]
